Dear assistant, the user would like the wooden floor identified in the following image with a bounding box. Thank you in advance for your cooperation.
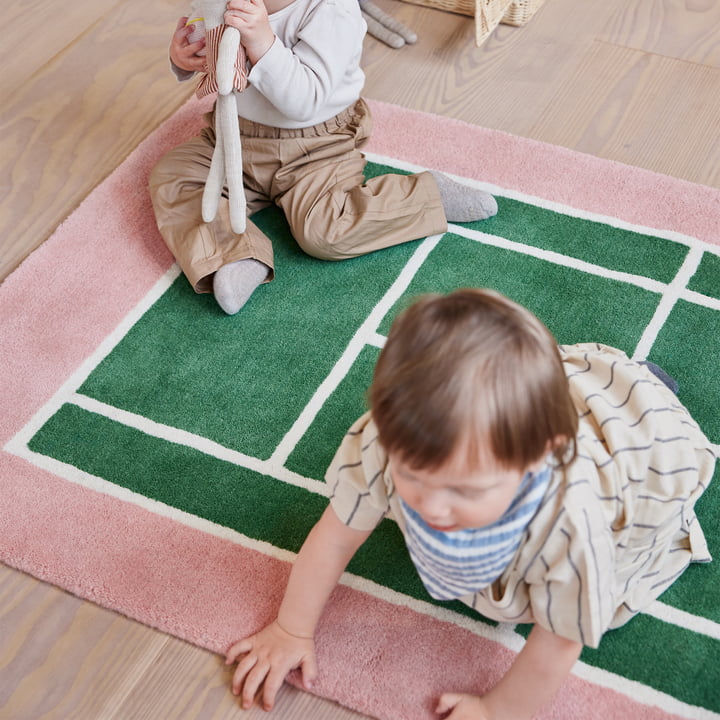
[1,0,719,717]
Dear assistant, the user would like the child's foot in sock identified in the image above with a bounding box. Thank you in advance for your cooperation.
[213,259,269,315]
[430,171,498,222]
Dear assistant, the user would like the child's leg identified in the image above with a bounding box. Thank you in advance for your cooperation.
[149,123,273,303]
[212,258,269,315]
[429,171,497,223]
[257,100,495,261]
[280,165,447,260]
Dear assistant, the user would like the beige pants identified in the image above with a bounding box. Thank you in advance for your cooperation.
[149,98,448,293]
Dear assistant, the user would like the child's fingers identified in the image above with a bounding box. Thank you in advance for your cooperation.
[225,638,252,665]
[240,659,271,709]
[227,0,264,14]
[300,653,318,689]
[435,692,462,715]
[188,39,206,54]
[260,665,291,710]
[173,16,193,43]
[184,55,208,73]
[231,652,259,695]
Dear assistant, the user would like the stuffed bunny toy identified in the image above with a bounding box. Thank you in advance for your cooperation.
[187,1,248,234]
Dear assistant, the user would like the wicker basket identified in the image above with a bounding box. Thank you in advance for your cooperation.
[400,0,546,46]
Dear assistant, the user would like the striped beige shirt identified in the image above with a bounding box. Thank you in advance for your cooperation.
[327,343,715,647]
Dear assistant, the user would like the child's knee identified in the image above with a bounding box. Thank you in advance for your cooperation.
[294,226,345,261]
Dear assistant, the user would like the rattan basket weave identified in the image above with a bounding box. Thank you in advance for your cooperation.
[400,0,545,46]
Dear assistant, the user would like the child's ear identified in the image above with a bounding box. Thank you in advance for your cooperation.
[537,435,567,462]
[547,434,576,465]
[528,438,563,471]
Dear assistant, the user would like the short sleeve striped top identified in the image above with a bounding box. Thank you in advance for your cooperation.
[327,343,715,647]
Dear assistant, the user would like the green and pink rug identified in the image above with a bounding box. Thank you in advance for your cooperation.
[1,97,718,719]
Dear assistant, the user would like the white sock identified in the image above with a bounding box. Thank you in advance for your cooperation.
[213,259,269,315]
[430,171,498,222]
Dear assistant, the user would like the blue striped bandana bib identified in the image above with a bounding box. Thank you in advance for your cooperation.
[398,464,552,601]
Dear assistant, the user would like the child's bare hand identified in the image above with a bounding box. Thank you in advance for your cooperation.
[225,621,318,710]
[436,692,493,720]
[225,0,275,64]
[169,17,207,73]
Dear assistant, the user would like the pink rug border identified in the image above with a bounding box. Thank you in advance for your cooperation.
[368,99,720,248]
[1,96,717,720]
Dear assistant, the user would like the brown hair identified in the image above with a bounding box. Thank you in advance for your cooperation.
[369,288,578,472]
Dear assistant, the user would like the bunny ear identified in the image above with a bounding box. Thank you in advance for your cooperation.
[216,27,243,95]
[218,97,247,234]
[194,25,247,99]
[202,93,247,232]
[215,25,247,95]
[202,126,225,224]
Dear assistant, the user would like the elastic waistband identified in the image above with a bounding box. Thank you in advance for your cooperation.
[237,104,359,139]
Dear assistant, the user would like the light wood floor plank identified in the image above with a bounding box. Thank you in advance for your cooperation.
[597,0,720,66]
[361,0,619,135]
[0,565,371,718]
[115,635,369,719]
[0,1,193,282]
[0,566,169,720]
[528,40,720,186]
[4,1,121,98]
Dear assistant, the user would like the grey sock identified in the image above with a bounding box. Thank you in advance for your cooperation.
[430,171,498,222]
[213,259,269,315]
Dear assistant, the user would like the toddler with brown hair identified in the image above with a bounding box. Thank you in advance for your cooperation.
[225,288,714,719]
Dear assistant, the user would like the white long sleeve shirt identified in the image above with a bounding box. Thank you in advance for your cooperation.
[183,0,367,128]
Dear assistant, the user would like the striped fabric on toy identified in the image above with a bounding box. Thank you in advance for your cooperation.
[196,25,248,99]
